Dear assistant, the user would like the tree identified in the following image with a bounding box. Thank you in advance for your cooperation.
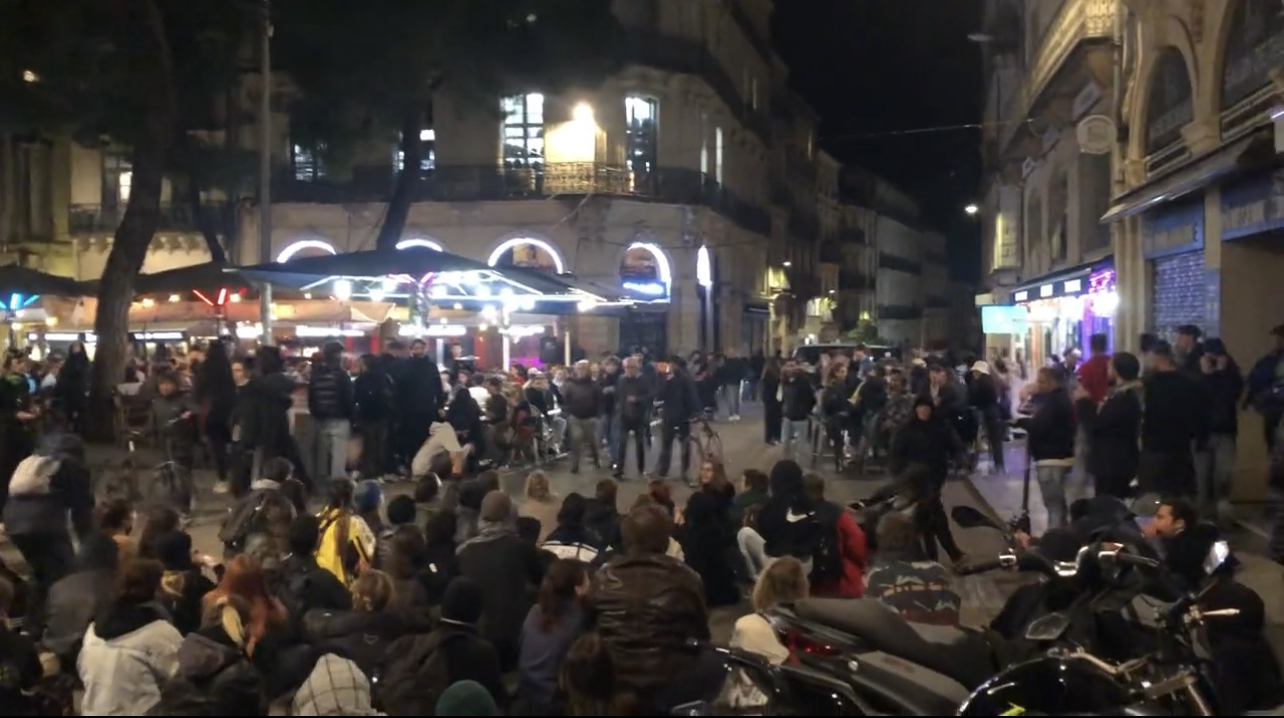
[272,0,625,250]
[0,0,251,438]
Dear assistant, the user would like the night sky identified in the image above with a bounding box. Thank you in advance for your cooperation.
[774,0,985,282]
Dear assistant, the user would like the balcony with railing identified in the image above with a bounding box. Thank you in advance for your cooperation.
[67,203,219,236]
[998,0,1115,153]
[838,227,867,245]
[877,251,923,275]
[819,240,842,264]
[878,304,923,321]
[838,269,872,291]
[273,163,772,236]
[787,210,820,241]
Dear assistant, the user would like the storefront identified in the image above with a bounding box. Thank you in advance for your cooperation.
[617,241,671,355]
[1011,260,1115,367]
[1140,197,1210,341]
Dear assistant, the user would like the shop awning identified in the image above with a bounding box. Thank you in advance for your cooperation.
[1009,258,1112,302]
[132,262,267,297]
[1100,131,1273,223]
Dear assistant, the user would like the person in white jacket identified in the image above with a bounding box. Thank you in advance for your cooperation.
[78,558,182,716]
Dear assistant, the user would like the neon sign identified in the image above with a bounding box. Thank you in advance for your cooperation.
[0,293,39,311]
[622,281,668,296]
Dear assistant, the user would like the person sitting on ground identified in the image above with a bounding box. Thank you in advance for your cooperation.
[541,493,603,563]
[730,556,809,665]
[155,530,219,635]
[79,559,183,715]
[42,532,119,667]
[517,559,589,713]
[315,479,376,586]
[588,500,712,705]
[96,497,137,564]
[801,472,867,598]
[584,479,623,551]
[218,456,298,562]
[413,473,445,528]
[271,515,352,621]
[457,490,546,672]
[380,577,508,715]
[863,512,961,626]
[449,470,501,544]
[152,595,264,715]
[0,576,44,716]
[519,470,561,542]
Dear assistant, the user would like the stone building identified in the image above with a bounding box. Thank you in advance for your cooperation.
[978,0,1283,497]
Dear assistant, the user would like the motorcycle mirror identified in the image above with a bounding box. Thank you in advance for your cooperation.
[1052,545,1091,577]
[1024,611,1071,642]
[1202,540,1231,576]
[951,505,999,530]
[998,549,1018,568]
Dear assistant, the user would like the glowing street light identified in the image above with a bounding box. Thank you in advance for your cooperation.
[964,204,979,215]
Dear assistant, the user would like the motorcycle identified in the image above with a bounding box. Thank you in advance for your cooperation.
[957,538,1280,716]
[670,640,871,715]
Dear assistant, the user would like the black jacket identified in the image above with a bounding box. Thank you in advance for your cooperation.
[456,529,546,659]
[1017,389,1076,462]
[614,373,652,424]
[781,373,816,421]
[307,361,354,422]
[1142,370,1209,454]
[1077,383,1143,482]
[1,432,93,538]
[889,413,962,484]
[561,376,601,420]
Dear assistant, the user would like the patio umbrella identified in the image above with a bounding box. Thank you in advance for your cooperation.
[133,262,262,296]
[237,246,492,288]
[0,264,86,299]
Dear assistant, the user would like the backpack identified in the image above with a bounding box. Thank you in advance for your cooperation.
[806,505,844,583]
[376,631,461,715]
[218,489,274,549]
[146,676,220,716]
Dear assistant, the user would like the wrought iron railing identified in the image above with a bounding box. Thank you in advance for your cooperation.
[838,227,867,245]
[67,203,219,235]
[877,304,923,321]
[838,269,872,291]
[273,163,772,236]
[877,251,923,275]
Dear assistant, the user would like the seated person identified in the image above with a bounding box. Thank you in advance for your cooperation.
[863,512,960,626]
[411,407,468,479]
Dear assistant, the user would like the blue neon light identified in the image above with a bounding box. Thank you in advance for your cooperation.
[0,293,40,311]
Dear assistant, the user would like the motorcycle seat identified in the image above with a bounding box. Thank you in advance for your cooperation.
[794,597,996,689]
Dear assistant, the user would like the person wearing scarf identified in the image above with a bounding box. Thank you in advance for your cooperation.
[456,490,546,671]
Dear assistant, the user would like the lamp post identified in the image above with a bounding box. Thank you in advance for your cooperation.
[257,0,274,344]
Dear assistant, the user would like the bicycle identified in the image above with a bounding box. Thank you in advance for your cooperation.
[104,419,197,519]
[687,409,724,464]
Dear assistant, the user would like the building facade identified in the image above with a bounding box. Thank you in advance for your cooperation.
[978,0,1284,497]
[977,0,1119,367]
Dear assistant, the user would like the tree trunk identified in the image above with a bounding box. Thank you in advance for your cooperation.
[84,0,178,441]
[373,109,423,251]
[184,172,227,263]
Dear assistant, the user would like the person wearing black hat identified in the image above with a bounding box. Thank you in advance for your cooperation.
[889,397,967,567]
[380,577,507,714]
[154,530,217,635]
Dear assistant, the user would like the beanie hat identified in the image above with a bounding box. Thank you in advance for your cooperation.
[353,480,383,514]
[435,679,498,716]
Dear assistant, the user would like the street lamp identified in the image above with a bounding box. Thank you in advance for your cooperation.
[964,204,979,215]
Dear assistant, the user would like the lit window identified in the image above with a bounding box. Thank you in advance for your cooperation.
[501,93,544,170]
[714,126,724,183]
[625,96,657,175]
[22,69,38,83]
[118,171,132,202]
[292,144,324,181]
[394,128,436,174]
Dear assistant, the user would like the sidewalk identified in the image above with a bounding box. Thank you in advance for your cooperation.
[966,439,1284,628]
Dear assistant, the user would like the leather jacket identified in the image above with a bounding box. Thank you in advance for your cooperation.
[590,551,710,690]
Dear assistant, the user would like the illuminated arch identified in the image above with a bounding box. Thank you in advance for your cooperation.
[276,239,338,263]
[621,241,673,286]
[396,238,444,251]
[486,236,566,273]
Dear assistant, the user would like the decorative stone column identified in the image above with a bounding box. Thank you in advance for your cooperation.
[1112,214,1148,352]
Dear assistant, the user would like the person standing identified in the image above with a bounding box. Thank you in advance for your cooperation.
[1195,338,1244,522]
[199,340,238,494]
[612,357,652,480]
[1138,342,1207,498]
[306,342,355,494]
[1014,368,1077,529]
[761,358,783,445]
[562,361,603,473]
[1075,352,1143,499]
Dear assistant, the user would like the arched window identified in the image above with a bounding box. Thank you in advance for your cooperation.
[1220,0,1284,111]
[1145,48,1194,154]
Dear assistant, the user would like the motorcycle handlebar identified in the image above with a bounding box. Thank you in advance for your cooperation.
[1114,552,1163,571]
[957,558,1004,575]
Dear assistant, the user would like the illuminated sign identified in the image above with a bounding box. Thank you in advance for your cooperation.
[35,331,186,342]
[294,326,367,338]
[1039,284,1053,297]
[0,293,39,311]
[1063,279,1082,294]
[1013,290,1029,302]
[622,281,668,296]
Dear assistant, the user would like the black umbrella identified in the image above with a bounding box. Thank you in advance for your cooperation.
[239,247,492,287]
[133,262,261,296]
[0,264,85,298]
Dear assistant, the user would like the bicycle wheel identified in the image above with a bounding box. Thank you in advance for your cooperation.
[703,430,724,463]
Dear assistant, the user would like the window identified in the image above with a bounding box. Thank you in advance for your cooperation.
[394,128,437,174]
[699,113,709,175]
[501,93,544,170]
[102,153,131,207]
[751,77,759,110]
[291,145,323,181]
[624,96,657,176]
[714,126,724,183]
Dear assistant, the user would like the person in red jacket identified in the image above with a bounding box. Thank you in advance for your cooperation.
[1075,333,1112,405]
[802,473,868,597]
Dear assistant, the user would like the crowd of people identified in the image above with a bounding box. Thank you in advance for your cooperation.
[0,323,1280,714]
